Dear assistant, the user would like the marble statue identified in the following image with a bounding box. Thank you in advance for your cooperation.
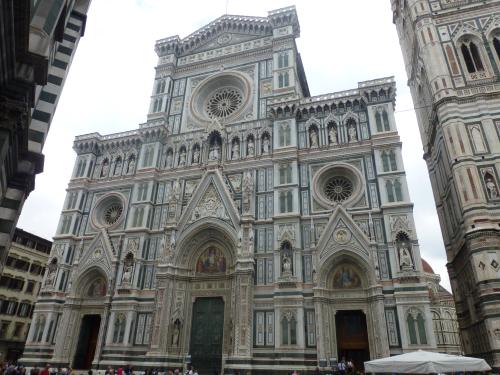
[232,142,240,160]
[262,136,270,154]
[329,127,337,145]
[193,147,200,163]
[310,128,318,147]
[348,125,357,142]
[247,138,255,156]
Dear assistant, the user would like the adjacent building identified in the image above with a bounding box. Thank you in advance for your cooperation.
[0,228,51,362]
[421,259,461,355]
[0,0,91,273]
[391,0,500,368]
[23,6,442,373]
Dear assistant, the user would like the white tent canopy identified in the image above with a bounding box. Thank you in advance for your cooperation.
[364,350,492,373]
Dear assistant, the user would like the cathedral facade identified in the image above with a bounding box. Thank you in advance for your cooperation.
[23,7,438,373]
[391,0,500,368]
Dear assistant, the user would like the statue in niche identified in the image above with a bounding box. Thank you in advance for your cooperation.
[329,126,338,145]
[262,135,270,154]
[166,151,173,168]
[126,155,136,175]
[309,128,319,147]
[114,158,122,176]
[209,142,221,161]
[179,149,186,166]
[484,174,498,199]
[348,125,357,142]
[44,259,58,287]
[398,243,413,268]
[232,141,240,160]
[122,253,134,284]
[193,147,200,163]
[101,159,110,178]
[172,319,181,346]
[247,137,255,156]
[282,253,292,275]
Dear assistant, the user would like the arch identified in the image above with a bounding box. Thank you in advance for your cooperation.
[488,28,500,61]
[174,220,237,270]
[457,34,487,74]
[317,250,376,289]
[72,266,109,299]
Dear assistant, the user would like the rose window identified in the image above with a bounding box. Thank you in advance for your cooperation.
[206,88,243,119]
[103,203,123,225]
[324,176,353,203]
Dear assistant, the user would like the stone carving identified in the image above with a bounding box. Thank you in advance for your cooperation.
[44,258,58,287]
[101,159,110,178]
[399,246,413,268]
[282,253,292,275]
[191,186,229,222]
[232,141,240,160]
[329,126,337,145]
[172,319,182,346]
[242,170,254,214]
[209,142,221,161]
[166,151,173,168]
[348,125,357,142]
[262,135,270,154]
[483,172,499,199]
[170,179,181,202]
[193,146,200,163]
[179,149,187,166]
[247,137,255,156]
[114,157,122,176]
[126,238,139,255]
[278,224,296,246]
[126,155,136,175]
[310,127,319,147]
[334,228,351,244]
[122,252,134,285]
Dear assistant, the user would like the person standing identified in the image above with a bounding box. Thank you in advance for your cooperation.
[338,358,346,375]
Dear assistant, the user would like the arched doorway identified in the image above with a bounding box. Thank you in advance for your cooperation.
[71,270,108,369]
[315,251,388,370]
[171,220,245,375]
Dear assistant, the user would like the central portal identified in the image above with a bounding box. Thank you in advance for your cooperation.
[336,310,370,371]
[190,297,225,374]
[73,314,101,369]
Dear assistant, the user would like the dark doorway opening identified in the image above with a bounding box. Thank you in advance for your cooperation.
[336,310,370,371]
[189,297,224,375]
[73,314,101,369]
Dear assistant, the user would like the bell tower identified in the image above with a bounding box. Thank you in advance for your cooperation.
[391,0,500,368]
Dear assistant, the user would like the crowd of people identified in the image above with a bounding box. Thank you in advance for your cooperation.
[0,362,361,375]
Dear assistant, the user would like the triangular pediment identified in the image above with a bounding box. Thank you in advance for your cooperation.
[178,169,240,232]
[187,32,268,55]
[177,14,272,56]
[74,229,114,281]
[316,206,371,263]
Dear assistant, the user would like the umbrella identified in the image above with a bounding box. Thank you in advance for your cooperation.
[364,350,492,373]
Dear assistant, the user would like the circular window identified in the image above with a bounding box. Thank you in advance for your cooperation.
[190,71,252,123]
[311,163,364,209]
[91,193,126,229]
[206,87,243,119]
[324,176,353,203]
[103,203,123,225]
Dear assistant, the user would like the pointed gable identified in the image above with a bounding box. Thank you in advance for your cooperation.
[316,205,372,264]
[177,169,241,232]
[73,229,114,281]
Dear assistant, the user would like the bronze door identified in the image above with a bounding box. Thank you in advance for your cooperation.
[189,297,224,374]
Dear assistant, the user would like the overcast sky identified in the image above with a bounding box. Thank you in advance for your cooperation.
[18,0,451,290]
